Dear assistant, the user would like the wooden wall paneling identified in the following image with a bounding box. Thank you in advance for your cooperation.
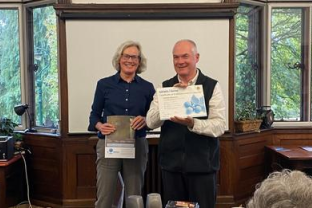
[22,134,164,207]
[143,137,163,201]
[279,139,312,146]
[273,128,312,145]
[219,136,237,194]
[24,128,312,208]
[234,132,271,203]
[217,135,238,207]
[76,154,96,198]
[144,140,160,195]
[218,131,273,207]
[62,136,97,207]
[23,134,63,205]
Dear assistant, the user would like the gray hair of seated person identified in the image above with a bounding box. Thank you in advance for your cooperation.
[112,40,147,74]
[247,169,312,208]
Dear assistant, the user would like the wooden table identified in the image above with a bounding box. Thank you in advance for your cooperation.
[266,145,312,171]
[0,154,24,208]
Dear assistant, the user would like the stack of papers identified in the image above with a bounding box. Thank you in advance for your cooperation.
[301,146,312,152]
[274,147,290,152]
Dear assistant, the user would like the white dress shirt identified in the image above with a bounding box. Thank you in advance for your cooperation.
[146,70,226,138]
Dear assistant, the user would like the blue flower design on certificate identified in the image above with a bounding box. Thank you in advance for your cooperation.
[184,95,206,115]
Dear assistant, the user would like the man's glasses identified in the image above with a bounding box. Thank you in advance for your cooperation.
[121,54,140,61]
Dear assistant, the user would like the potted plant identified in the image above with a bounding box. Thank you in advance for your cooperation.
[0,118,17,136]
[0,117,23,150]
[235,102,262,133]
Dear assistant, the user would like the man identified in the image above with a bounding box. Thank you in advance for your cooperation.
[146,39,226,208]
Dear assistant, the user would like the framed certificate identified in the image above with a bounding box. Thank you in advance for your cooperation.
[157,85,207,120]
[105,115,135,159]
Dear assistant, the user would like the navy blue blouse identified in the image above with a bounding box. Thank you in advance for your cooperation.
[88,72,155,138]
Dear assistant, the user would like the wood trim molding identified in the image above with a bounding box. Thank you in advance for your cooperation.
[228,17,235,134]
[58,18,69,136]
[54,3,239,19]
[57,0,72,4]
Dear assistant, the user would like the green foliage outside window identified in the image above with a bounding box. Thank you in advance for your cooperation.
[0,5,59,129]
[235,5,259,120]
[236,5,303,122]
[0,9,21,123]
[270,8,301,121]
[33,6,59,127]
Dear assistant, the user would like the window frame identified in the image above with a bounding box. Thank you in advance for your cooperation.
[23,0,59,133]
[0,4,27,130]
[266,3,312,127]
[235,0,265,119]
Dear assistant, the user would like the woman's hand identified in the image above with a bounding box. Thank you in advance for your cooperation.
[95,122,116,135]
[131,116,146,130]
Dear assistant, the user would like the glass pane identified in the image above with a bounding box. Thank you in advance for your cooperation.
[32,6,59,128]
[270,8,302,121]
[235,4,261,120]
[0,9,21,123]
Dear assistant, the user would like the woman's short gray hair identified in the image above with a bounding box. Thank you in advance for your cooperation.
[112,41,147,74]
[247,169,312,208]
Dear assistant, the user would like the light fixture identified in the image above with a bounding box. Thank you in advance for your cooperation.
[14,104,37,133]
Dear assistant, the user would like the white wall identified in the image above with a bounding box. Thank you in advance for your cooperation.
[66,19,229,133]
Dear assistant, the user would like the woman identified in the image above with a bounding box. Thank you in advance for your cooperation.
[88,41,155,208]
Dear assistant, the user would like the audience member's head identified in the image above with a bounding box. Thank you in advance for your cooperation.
[247,169,312,208]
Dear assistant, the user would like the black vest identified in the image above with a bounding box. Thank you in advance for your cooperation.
[159,69,220,173]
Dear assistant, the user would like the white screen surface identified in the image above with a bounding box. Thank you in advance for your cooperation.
[66,19,229,133]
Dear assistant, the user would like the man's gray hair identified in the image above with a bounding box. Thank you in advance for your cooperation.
[247,169,312,208]
[173,39,198,54]
[112,40,147,74]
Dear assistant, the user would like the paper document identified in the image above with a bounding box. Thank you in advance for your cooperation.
[157,85,207,120]
[105,115,135,159]
[274,147,290,152]
[301,146,312,152]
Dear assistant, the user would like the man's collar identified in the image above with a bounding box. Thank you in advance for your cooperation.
[177,69,199,86]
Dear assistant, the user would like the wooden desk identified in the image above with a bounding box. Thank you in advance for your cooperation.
[266,145,312,171]
[0,155,25,208]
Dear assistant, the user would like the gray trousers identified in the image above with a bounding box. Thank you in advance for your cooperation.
[95,137,148,208]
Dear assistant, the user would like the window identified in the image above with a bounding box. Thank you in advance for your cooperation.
[235,3,262,119]
[270,8,304,121]
[0,8,21,123]
[235,3,312,126]
[268,5,312,124]
[26,3,59,129]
